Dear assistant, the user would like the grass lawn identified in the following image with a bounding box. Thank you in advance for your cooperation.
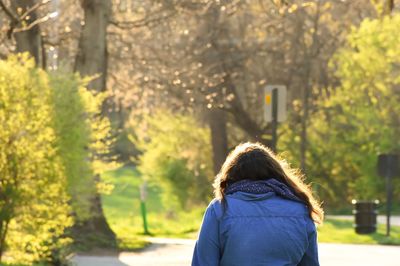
[101,166,204,250]
[101,166,400,249]
[318,218,400,245]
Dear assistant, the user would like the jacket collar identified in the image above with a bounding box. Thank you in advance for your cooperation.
[226,191,276,201]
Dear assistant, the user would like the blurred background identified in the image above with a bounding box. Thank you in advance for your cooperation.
[0,0,399,265]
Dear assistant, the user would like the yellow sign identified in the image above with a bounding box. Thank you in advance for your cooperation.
[265,94,271,105]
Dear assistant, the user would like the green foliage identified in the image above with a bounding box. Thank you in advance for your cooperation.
[131,110,213,210]
[49,71,117,221]
[49,72,95,221]
[0,54,72,264]
[318,218,400,245]
[0,55,117,264]
[280,14,400,209]
[101,166,204,246]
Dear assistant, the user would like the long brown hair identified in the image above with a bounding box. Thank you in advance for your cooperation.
[213,142,324,224]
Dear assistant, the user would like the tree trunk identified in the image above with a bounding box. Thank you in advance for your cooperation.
[208,108,228,175]
[73,0,116,247]
[198,2,270,166]
[0,219,9,262]
[11,0,43,66]
[385,0,394,15]
[300,1,321,173]
[198,5,229,175]
[71,177,116,248]
[300,82,310,172]
[74,0,110,92]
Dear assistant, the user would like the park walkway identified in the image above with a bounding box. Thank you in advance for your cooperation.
[72,237,400,266]
[325,215,400,226]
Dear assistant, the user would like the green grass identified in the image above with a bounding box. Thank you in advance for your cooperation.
[318,218,400,245]
[101,166,204,250]
[102,166,400,248]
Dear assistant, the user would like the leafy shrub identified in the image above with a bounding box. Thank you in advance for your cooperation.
[49,71,117,221]
[132,110,213,210]
[0,54,117,264]
[0,54,72,264]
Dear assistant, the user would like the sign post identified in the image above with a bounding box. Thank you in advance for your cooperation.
[377,153,399,236]
[140,182,150,235]
[264,85,287,151]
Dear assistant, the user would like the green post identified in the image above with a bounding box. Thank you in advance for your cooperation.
[140,183,150,235]
[140,200,149,235]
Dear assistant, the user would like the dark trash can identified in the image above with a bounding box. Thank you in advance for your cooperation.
[352,200,379,234]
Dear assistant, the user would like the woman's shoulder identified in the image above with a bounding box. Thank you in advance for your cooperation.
[205,198,224,220]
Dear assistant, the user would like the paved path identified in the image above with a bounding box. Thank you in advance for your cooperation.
[72,238,400,266]
[326,215,400,226]
[73,244,193,266]
[319,243,400,266]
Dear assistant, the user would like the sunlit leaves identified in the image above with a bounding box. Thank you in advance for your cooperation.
[0,54,118,264]
[0,54,72,264]
[281,14,400,208]
[132,109,213,210]
[50,71,118,221]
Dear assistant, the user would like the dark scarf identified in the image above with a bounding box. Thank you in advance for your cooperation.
[225,178,303,203]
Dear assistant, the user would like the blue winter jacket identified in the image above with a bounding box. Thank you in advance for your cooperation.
[192,191,319,266]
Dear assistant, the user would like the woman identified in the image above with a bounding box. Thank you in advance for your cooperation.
[192,142,323,266]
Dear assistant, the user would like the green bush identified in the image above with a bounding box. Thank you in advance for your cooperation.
[0,54,117,264]
[49,71,117,221]
[131,110,213,210]
[0,54,72,264]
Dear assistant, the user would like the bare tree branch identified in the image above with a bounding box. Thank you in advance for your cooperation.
[0,0,18,22]
[19,0,51,22]
[110,11,176,29]
[14,12,54,33]
[0,0,52,38]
